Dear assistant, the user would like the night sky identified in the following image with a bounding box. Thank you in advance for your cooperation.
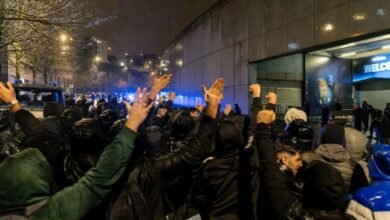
[94,0,218,57]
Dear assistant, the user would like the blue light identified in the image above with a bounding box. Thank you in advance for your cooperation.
[372,56,387,62]
[354,53,390,82]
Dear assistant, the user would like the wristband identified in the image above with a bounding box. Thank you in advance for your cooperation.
[9,100,18,108]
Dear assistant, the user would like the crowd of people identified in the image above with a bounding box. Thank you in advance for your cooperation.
[0,74,389,220]
[352,101,390,144]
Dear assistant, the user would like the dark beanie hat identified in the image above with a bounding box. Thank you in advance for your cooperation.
[319,124,346,147]
[303,161,346,211]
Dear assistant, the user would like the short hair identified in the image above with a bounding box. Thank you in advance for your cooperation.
[274,142,301,155]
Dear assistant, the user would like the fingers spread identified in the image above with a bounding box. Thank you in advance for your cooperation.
[201,85,207,93]
[123,101,131,112]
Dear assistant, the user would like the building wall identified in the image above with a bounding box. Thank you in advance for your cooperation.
[163,0,390,113]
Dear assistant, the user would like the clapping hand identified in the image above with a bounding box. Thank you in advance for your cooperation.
[201,77,224,119]
[223,104,232,116]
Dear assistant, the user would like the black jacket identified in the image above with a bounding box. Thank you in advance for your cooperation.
[110,115,218,220]
[194,148,256,220]
[193,97,262,220]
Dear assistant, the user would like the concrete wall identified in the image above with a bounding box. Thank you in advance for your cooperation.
[163,0,390,113]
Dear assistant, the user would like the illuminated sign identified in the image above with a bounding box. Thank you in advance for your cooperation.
[353,54,390,82]
[363,61,390,73]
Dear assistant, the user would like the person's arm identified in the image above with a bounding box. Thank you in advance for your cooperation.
[31,87,154,220]
[164,92,175,112]
[256,121,299,219]
[14,109,46,135]
[152,115,218,173]
[145,74,173,125]
[152,78,224,173]
[0,82,40,135]
[0,82,67,172]
[30,127,137,220]
[249,84,262,132]
[255,93,302,219]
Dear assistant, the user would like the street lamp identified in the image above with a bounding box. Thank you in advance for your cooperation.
[120,62,125,67]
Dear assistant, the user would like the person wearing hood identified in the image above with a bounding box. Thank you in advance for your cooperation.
[303,120,355,191]
[323,111,370,194]
[345,125,370,194]
[346,144,390,220]
[282,108,314,151]
[0,83,154,220]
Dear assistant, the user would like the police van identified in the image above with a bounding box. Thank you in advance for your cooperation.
[9,83,65,118]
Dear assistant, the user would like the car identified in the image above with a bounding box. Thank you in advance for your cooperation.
[1,84,65,118]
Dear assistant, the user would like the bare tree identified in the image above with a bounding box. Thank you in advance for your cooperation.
[0,0,109,81]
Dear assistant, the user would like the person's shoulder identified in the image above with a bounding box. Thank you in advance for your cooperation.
[354,182,390,211]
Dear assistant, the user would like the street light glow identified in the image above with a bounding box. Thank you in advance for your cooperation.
[120,62,125,66]
[95,56,102,62]
[60,33,68,42]
[322,23,334,32]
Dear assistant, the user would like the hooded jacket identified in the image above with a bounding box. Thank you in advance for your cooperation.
[346,144,390,220]
[344,127,368,162]
[304,144,355,190]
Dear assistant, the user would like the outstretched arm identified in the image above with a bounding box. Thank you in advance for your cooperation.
[31,88,154,220]
[152,78,224,173]
[256,93,301,219]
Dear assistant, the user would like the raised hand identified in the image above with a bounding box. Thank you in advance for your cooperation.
[257,110,276,124]
[266,92,277,105]
[0,82,21,112]
[223,104,232,116]
[249,84,261,98]
[201,78,224,104]
[0,82,16,103]
[124,87,154,132]
[150,74,173,100]
[195,104,204,113]
[201,77,224,118]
